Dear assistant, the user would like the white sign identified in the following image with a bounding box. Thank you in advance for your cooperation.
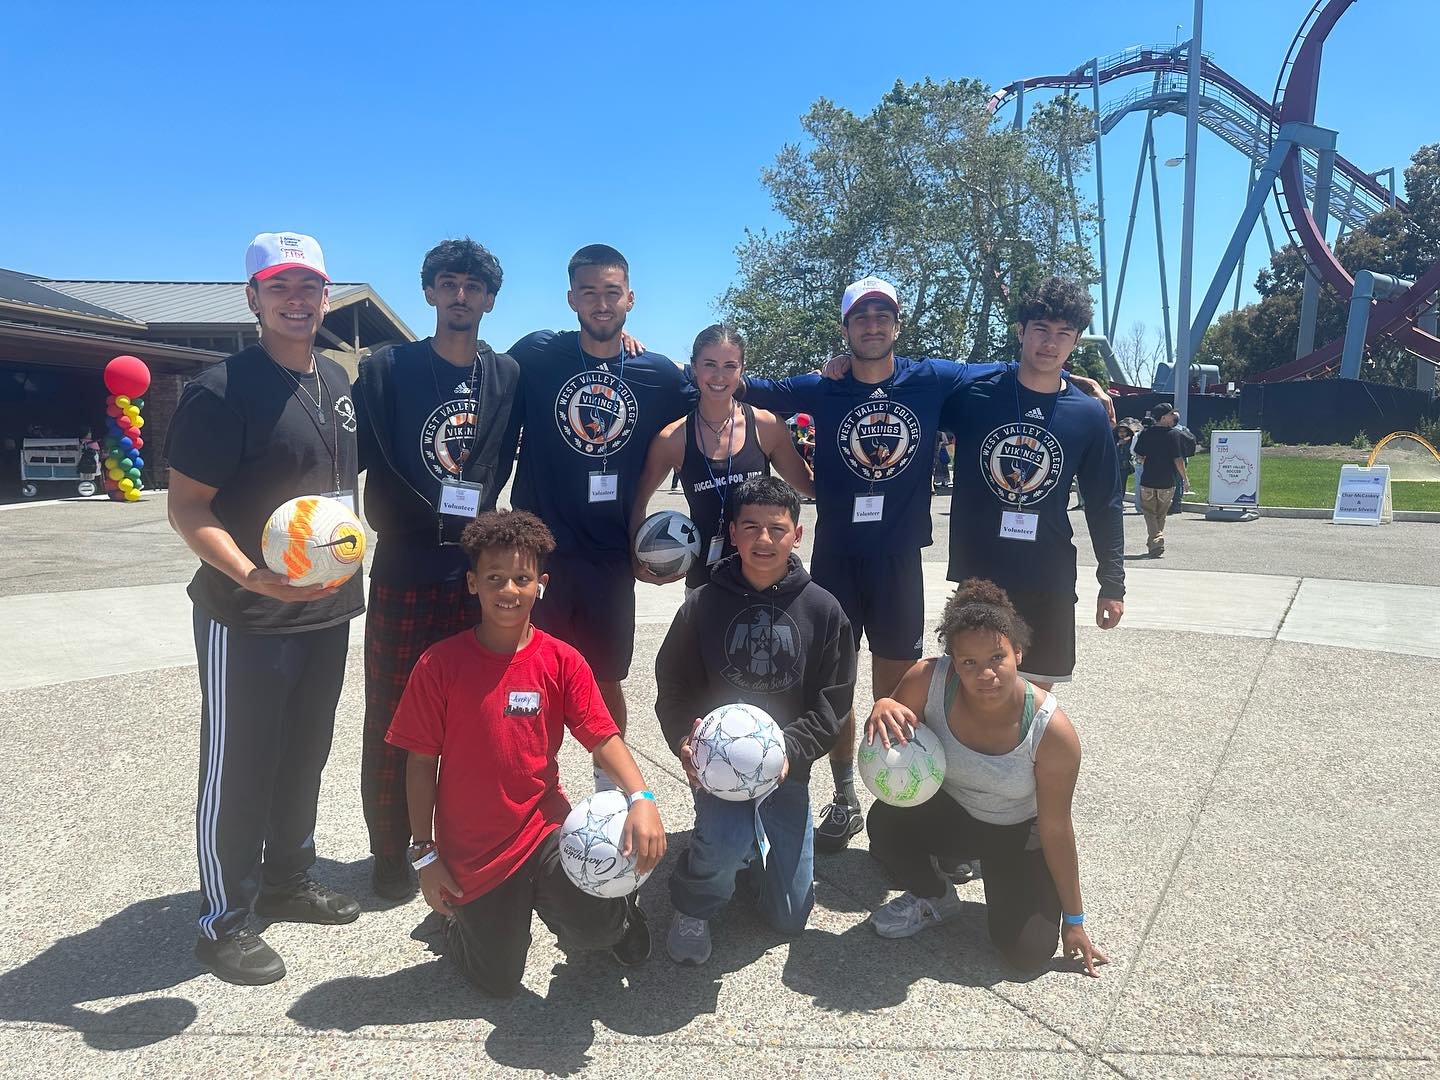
[1332,464,1392,526]
[1208,429,1261,508]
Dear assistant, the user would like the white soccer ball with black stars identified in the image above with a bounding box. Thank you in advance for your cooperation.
[858,721,947,807]
[691,702,787,802]
[558,790,650,899]
[633,510,702,577]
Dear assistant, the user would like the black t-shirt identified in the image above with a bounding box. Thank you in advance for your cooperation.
[1134,424,1185,489]
[165,346,364,633]
[678,403,770,588]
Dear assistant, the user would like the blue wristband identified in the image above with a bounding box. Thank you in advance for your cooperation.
[627,790,656,806]
[1062,911,1085,926]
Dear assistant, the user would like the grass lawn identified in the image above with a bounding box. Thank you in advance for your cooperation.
[1128,452,1440,511]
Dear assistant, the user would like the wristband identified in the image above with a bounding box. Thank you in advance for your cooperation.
[412,848,440,871]
[627,790,656,806]
[1062,911,1085,926]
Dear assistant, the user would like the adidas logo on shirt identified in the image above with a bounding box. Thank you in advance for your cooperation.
[1025,407,1045,420]
[870,387,888,399]
[454,381,472,395]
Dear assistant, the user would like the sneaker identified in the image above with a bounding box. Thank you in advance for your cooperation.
[611,895,652,967]
[194,928,285,985]
[254,877,361,925]
[666,913,712,965]
[371,854,417,902]
[870,888,964,939]
[814,791,863,853]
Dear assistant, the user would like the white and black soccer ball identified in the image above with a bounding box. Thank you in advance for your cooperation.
[691,702,787,802]
[558,790,650,899]
[634,510,701,577]
[857,721,947,807]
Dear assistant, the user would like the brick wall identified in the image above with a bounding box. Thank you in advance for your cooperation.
[142,372,184,490]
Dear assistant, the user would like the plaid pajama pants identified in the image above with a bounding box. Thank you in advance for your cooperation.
[362,577,480,857]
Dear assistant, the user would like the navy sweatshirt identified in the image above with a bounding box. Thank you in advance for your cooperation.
[742,358,1000,557]
[940,365,1125,600]
[654,553,856,785]
[508,330,694,558]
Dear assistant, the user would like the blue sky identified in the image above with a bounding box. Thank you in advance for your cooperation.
[0,0,1428,368]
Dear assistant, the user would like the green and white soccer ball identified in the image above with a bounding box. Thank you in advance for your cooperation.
[858,722,946,806]
[558,790,650,898]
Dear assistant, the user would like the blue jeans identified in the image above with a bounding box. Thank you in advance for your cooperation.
[669,780,814,934]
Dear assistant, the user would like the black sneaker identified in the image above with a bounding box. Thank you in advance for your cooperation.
[371,854,417,902]
[611,895,652,967]
[814,791,863,854]
[194,928,285,985]
[254,876,361,925]
[932,853,982,886]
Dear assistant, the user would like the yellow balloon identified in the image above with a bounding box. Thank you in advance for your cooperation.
[124,489,141,502]
[132,415,145,429]
[125,406,140,418]
[119,477,134,491]
[107,469,123,481]
[115,395,131,409]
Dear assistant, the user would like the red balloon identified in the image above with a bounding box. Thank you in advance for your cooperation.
[106,404,122,418]
[132,436,144,449]
[796,413,812,428]
[104,355,151,398]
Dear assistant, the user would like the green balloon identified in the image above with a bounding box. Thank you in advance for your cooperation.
[126,467,141,480]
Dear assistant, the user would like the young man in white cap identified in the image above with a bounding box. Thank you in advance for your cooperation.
[740,277,1001,851]
[165,232,363,985]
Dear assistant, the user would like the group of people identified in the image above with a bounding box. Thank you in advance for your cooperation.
[164,232,1122,992]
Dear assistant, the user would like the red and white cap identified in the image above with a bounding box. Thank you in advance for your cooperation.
[245,232,329,282]
[840,275,899,319]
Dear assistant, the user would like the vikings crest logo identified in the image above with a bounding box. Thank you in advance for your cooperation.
[421,400,478,480]
[979,423,1065,505]
[837,399,922,481]
[554,370,639,456]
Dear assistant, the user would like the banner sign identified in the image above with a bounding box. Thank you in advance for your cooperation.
[1333,464,1392,525]
[1208,429,1262,507]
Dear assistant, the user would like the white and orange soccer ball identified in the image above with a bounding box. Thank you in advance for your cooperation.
[261,495,365,588]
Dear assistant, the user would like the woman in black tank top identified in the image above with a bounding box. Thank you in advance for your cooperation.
[630,324,816,588]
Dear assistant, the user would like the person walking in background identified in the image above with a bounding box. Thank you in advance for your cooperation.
[1114,420,1136,507]
[1133,403,1188,558]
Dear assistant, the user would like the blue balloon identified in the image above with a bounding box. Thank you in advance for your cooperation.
[130,455,144,469]
[119,437,134,451]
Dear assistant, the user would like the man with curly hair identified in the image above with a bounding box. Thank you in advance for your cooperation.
[354,238,521,901]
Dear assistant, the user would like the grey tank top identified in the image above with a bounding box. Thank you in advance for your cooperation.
[923,657,1057,826]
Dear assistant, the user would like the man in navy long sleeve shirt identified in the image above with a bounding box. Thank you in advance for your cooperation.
[940,277,1125,688]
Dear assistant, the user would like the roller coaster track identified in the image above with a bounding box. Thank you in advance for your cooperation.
[988,2,1439,383]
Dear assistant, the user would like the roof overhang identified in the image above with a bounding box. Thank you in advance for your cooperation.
[0,321,225,375]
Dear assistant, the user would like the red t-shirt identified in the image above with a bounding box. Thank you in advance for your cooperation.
[386,627,618,903]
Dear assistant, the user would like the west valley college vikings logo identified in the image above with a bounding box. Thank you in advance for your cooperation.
[721,605,803,694]
[420,397,477,480]
[554,370,639,456]
[980,423,1065,505]
[837,397,922,481]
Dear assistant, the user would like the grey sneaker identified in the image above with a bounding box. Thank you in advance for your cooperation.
[666,913,712,965]
[870,888,964,939]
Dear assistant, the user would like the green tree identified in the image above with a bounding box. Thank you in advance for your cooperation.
[722,79,1099,377]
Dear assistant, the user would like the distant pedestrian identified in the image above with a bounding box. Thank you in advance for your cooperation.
[1114,421,1136,502]
[1169,422,1198,512]
[1133,403,1188,557]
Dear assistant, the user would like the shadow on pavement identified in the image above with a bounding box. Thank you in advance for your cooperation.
[0,892,201,1049]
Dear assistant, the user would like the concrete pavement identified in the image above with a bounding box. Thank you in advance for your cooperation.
[0,492,1436,1078]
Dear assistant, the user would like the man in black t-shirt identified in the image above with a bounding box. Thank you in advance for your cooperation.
[1133,402,1188,557]
[352,239,520,901]
[166,232,363,985]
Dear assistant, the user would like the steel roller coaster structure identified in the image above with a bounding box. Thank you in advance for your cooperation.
[986,0,1439,402]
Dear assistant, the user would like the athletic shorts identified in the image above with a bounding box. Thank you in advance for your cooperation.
[809,548,925,661]
[1005,588,1077,683]
[532,553,635,682]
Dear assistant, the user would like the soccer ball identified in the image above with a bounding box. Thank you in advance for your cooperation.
[261,495,366,588]
[558,790,650,899]
[634,510,701,577]
[691,702,787,802]
[858,722,947,807]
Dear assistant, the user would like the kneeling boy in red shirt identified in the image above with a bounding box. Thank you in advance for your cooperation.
[387,510,665,995]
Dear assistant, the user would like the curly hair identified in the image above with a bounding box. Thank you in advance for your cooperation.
[460,510,556,574]
[421,237,503,294]
[936,578,1032,654]
[1015,276,1093,332]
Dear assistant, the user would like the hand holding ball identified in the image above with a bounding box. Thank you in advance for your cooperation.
[261,495,365,589]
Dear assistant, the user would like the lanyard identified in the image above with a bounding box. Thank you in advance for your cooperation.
[266,349,340,492]
[698,402,737,535]
[428,344,484,469]
[1010,364,1058,511]
[580,341,626,474]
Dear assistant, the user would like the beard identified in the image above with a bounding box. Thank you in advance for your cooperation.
[847,335,894,363]
[581,313,625,343]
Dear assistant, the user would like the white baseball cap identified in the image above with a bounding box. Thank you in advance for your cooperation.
[840,275,900,319]
[245,232,329,282]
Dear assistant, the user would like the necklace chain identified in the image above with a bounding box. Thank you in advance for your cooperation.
[262,344,326,424]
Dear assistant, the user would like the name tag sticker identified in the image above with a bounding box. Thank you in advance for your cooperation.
[438,480,483,517]
[852,494,884,523]
[707,535,725,566]
[999,510,1039,541]
[322,489,357,514]
[589,472,619,503]
[504,690,541,717]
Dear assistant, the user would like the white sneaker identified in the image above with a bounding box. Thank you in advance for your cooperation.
[666,913,712,965]
[870,888,964,939]
[594,766,620,793]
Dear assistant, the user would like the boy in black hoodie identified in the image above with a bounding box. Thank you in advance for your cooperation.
[655,477,856,964]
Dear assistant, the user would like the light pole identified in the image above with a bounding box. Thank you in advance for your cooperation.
[1173,0,1203,425]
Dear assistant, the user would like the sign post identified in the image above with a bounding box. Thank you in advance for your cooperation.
[1208,429,1262,508]
[1332,464,1392,525]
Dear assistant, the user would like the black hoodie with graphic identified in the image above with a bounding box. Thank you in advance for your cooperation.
[655,553,856,785]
